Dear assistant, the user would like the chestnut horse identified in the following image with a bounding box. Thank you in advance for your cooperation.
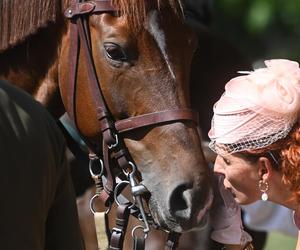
[74,17,252,249]
[0,0,213,248]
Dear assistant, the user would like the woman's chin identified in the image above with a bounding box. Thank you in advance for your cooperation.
[235,197,254,205]
[230,190,253,205]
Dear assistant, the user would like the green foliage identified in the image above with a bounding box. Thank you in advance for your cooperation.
[264,232,297,250]
[246,0,273,34]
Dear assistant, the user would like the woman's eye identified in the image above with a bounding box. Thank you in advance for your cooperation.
[222,157,231,165]
[103,43,127,61]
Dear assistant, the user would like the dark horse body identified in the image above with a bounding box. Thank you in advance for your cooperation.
[0,0,213,242]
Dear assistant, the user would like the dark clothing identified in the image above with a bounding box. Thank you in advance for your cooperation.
[0,80,84,250]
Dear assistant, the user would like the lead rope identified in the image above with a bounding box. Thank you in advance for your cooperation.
[89,153,111,249]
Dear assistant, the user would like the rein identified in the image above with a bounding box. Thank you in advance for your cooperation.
[64,1,198,249]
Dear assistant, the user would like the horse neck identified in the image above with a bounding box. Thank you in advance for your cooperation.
[0,18,67,118]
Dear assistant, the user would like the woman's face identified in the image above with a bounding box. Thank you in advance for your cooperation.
[214,153,261,205]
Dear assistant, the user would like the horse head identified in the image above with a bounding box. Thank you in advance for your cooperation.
[59,0,213,232]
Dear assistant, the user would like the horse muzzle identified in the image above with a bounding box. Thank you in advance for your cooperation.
[147,178,214,232]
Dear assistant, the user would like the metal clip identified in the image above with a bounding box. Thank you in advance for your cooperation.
[131,184,148,196]
[131,225,149,239]
[89,157,104,179]
[127,162,150,233]
[108,133,119,149]
[89,157,104,195]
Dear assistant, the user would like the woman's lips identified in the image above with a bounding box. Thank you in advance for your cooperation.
[196,188,214,222]
[227,187,236,198]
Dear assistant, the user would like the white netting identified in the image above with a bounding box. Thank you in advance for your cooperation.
[208,105,295,155]
[208,58,300,155]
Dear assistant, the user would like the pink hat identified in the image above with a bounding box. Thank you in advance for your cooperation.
[209,59,300,155]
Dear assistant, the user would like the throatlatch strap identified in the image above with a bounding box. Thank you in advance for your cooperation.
[76,16,117,146]
[102,143,116,205]
[67,18,79,124]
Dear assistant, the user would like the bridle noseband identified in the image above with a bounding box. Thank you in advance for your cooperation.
[64,1,199,249]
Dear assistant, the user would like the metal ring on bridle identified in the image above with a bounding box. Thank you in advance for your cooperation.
[89,194,111,214]
[122,161,137,177]
[131,225,148,239]
[89,158,104,178]
[108,133,118,149]
[114,180,130,206]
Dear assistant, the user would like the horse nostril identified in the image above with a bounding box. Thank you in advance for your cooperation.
[169,184,193,219]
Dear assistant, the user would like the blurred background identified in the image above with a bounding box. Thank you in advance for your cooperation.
[212,0,300,63]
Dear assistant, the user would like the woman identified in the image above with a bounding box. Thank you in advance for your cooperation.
[208,59,300,249]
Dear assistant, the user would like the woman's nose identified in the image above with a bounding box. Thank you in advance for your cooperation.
[213,156,225,175]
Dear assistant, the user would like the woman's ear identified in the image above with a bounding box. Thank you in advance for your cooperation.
[257,157,273,181]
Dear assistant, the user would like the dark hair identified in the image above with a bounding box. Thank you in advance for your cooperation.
[237,150,281,169]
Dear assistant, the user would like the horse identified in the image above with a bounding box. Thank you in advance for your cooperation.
[0,0,214,248]
[74,16,253,249]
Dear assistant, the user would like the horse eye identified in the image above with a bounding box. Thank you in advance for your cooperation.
[103,43,127,61]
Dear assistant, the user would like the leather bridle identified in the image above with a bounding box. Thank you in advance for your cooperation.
[64,1,199,249]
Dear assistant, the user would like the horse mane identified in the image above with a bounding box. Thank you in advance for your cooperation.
[0,0,183,51]
[112,0,184,30]
[0,0,62,52]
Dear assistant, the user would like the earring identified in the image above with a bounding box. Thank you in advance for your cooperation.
[259,180,269,201]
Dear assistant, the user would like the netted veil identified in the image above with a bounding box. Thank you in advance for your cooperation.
[209,59,300,155]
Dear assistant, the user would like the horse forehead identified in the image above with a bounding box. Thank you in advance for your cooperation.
[146,11,167,54]
[145,10,176,79]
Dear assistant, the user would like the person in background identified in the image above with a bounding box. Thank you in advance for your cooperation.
[0,79,84,250]
[242,200,298,238]
[208,59,300,249]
